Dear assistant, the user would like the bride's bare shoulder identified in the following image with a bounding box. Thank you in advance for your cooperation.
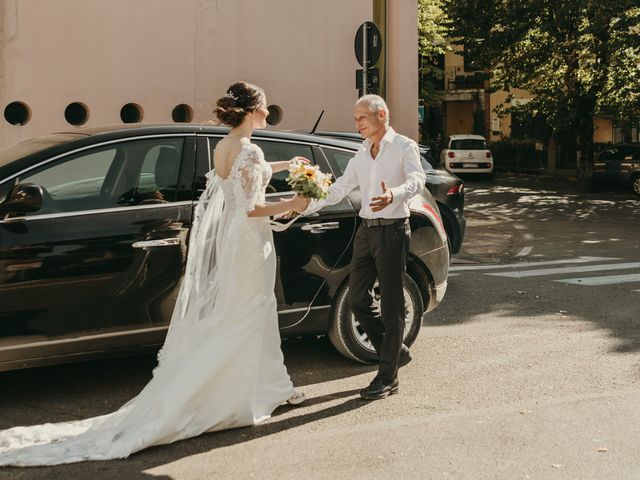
[213,137,253,178]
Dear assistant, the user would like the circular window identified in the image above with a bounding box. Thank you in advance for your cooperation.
[4,102,31,126]
[266,104,283,126]
[65,102,89,126]
[120,103,143,123]
[172,104,193,123]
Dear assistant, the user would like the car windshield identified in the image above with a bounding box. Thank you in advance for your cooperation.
[450,139,487,150]
[0,134,84,168]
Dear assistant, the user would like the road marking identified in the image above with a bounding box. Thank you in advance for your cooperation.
[487,262,640,278]
[557,274,640,286]
[516,246,533,257]
[449,256,618,272]
[523,233,534,241]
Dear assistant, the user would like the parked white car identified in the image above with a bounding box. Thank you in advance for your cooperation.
[440,134,493,176]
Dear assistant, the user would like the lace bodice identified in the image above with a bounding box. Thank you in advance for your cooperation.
[209,144,272,214]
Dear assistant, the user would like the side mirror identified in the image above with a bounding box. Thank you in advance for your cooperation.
[0,183,43,216]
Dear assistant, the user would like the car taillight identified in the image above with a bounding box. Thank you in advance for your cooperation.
[418,202,447,243]
[447,184,463,195]
[447,151,456,158]
[486,151,492,158]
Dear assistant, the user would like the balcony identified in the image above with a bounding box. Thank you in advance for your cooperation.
[445,67,488,91]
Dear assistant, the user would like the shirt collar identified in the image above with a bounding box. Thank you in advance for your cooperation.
[363,126,397,150]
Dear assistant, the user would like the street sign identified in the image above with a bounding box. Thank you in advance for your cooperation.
[354,21,382,67]
[356,68,379,94]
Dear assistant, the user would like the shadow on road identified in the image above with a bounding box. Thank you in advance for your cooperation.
[0,337,372,479]
[431,174,640,353]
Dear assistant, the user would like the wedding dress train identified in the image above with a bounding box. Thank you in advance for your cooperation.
[0,143,295,466]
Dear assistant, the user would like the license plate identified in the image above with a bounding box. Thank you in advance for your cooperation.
[463,163,477,168]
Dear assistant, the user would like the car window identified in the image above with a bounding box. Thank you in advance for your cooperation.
[17,137,184,215]
[0,178,14,203]
[253,140,314,193]
[320,147,356,177]
[619,145,640,159]
[204,138,315,194]
[450,139,487,150]
[598,147,618,161]
[420,155,435,171]
[0,133,84,168]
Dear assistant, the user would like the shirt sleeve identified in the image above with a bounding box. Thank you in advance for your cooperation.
[388,141,426,203]
[303,153,360,215]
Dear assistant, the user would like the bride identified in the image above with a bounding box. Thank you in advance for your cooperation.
[0,81,310,466]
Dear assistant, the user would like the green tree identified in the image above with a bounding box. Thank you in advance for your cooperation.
[418,0,449,146]
[444,0,640,190]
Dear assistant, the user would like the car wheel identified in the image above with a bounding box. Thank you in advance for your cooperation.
[328,273,424,364]
[632,175,640,196]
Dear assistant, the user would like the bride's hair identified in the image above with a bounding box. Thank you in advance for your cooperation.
[214,81,266,127]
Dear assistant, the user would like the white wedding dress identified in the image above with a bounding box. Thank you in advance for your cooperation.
[0,143,296,466]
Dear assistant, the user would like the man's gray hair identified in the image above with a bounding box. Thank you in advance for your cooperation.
[356,94,390,125]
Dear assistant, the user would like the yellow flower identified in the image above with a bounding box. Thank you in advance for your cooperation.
[303,166,317,180]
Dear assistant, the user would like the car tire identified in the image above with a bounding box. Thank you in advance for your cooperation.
[328,273,424,364]
[632,175,640,197]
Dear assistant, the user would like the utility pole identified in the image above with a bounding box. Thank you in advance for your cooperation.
[372,0,386,98]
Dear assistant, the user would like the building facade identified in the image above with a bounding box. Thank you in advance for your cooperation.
[0,0,419,149]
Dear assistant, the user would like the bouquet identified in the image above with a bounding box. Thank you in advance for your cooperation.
[271,160,333,227]
[286,159,332,201]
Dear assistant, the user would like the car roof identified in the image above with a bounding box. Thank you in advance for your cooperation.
[54,123,361,148]
[0,123,362,178]
[448,134,486,140]
[311,130,432,151]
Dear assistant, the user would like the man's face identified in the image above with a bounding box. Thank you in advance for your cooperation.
[354,104,385,139]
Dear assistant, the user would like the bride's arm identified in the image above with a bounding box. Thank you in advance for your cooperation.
[270,156,311,174]
[248,196,309,218]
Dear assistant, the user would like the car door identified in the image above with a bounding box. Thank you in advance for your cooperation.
[197,135,356,333]
[0,135,196,365]
[595,146,616,180]
[605,145,623,178]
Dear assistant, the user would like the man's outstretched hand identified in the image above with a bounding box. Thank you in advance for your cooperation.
[369,181,393,212]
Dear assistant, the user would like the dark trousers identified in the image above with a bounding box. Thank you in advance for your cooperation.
[348,219,410,382]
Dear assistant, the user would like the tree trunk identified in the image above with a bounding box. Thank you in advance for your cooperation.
[576,96,596,193]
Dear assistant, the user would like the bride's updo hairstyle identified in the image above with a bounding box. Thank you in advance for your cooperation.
[214,81,266,127]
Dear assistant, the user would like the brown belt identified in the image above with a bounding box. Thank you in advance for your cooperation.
[361,218,408,227]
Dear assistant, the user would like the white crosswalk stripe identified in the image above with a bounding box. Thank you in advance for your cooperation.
[557,274,640,286]
[449,256,618,272]
[487,262,640,279]
[452,256,640,288]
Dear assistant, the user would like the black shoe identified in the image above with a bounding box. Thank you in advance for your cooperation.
[359,378,399,400]
[399,347,412,368]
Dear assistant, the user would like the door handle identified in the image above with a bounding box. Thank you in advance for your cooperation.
[300,222,340,234]
[132,237,181,249]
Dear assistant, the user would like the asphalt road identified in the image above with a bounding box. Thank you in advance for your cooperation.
[1,173,639,480]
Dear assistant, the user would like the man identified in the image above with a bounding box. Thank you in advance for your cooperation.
[304,95,426,400]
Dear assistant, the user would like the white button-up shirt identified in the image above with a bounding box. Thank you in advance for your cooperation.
[306,127,426,219]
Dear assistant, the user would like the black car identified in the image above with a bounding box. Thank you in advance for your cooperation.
[594,143,640,196]
[0,124,449,371]
[310,131,466,254]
